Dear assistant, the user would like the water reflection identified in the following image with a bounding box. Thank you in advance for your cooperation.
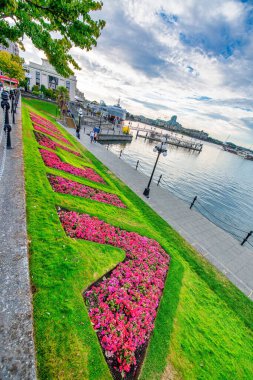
[103,124,253,245]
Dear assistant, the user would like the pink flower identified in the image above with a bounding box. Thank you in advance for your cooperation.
[58,210,170,376]
[34,131,81,157]
[48,175,125,208]
[39,149,105,183]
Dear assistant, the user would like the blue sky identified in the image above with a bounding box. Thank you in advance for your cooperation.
[21,0,253,147]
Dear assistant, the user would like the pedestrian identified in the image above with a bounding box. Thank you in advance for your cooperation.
[90,130,94,143]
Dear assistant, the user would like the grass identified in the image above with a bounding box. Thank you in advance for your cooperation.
[22,98,253,380]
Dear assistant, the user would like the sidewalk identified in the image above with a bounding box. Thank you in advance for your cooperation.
[63,125,253,300]
[0,100,36,379]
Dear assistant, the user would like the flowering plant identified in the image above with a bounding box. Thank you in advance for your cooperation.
[58,210,170,378]
[49,175,125,208]
[33,124,72,145]
[30,113,61,134]
[39,149,105,183]
[34,131,81,157]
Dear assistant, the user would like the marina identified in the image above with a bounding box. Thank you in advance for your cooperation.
[136,129,203,151]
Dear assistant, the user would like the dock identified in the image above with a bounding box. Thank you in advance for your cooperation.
[136,130,203,152]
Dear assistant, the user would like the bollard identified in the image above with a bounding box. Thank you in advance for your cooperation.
[136,160,139,170]
[119,150,123,158]
[157,174,162,186]
[107,144,109,150]
[241,231,253,246]
[9,90,15,124]
[190,196,197,209]
[1,91,12,149]
[136,130,139,139]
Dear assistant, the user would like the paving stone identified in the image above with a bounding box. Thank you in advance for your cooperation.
[0,100,36,379]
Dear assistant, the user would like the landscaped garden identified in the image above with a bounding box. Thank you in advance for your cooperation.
[22,97,253,380]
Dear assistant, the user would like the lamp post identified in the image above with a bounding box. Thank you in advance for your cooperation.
[143,137,168,198]
[1,91,12,149]
[77,108,83,139]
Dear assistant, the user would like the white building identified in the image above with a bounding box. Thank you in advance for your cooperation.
[0,41,19,56]
[24,59,77,101]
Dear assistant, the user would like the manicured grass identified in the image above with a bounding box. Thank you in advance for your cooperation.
[22,99,253,380]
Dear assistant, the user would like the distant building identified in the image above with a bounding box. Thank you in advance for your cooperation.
[75,88,85,102]
[166,115,182,131]
[0,41,20,87]
[0,41,19,56]
[23,59,77,101]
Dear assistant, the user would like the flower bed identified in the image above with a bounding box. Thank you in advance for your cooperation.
[34,131,81,157]
[34,124,72,145]
[58,210,170,379]
[49,175,125,208]
[30,113,60,134]
[39,149,105,183]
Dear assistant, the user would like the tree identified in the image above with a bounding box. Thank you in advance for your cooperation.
[0,0,105,77]
[55,86,70,116]
[0,51,25,81]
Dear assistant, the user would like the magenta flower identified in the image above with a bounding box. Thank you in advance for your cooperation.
[34,131,81,157]
[49,175,125,208]
[58,210,170,378]
[39,149,105,183]
[33,124,72,145]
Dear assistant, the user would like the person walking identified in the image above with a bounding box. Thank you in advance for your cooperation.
[90,130,95,143]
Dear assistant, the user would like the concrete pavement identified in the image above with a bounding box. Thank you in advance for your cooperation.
[0,99,36,379]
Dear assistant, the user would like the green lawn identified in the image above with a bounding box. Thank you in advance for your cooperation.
[22,98,253,380]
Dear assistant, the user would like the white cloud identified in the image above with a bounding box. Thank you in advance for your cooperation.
[20,0,253,147]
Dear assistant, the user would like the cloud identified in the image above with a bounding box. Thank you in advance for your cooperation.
[129,98,172,111]
[20,0,253,147]
[241,117,253,130]
[206,113,231,122]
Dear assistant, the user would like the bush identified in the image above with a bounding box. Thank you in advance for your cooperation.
[32,85,40,92]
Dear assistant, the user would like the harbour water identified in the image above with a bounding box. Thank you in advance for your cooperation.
[105,123,253,248]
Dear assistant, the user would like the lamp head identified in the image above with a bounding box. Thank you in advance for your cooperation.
[153,146,158,152]
[163,151,168,157]
[161,137,166,143]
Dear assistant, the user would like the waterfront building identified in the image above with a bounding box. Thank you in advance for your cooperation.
[23,59,77,101]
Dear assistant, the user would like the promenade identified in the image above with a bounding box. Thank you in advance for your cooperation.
[0,100,36,379]
[63,125,253,300]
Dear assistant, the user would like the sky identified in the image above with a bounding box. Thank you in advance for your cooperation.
[20,0,253,147]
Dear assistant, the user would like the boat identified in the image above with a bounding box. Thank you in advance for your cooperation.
[222,144,238,154]
[244,153,253,161]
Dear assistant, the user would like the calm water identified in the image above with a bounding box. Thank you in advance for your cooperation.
[105,123,253,247]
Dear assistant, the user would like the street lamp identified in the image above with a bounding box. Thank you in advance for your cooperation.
[143,137,168,198]
[1,91,12,149]
[77,108,83,139]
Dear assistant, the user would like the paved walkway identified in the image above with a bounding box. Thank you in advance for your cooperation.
[0,99,36,379]
[63,125,253,300]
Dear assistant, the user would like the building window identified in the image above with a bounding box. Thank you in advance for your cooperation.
[48,75,58,90]
[36,71,40,86]
[66,81,70,91]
